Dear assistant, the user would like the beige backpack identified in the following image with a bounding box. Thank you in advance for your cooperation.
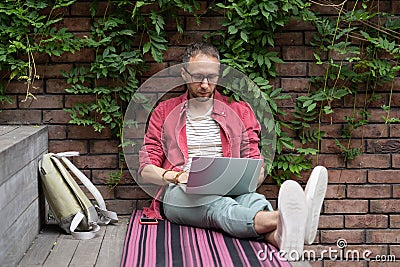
[38,152,118,239]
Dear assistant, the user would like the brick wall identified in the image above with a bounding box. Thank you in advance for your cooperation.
[0,1,399,265]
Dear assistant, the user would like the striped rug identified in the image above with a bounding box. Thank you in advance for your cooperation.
[121,210,292,267]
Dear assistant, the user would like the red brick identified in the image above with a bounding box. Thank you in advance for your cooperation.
[320,139,362,154]
[0,110,42,124]
[257,185,279,198]
[186,17,223,31]
[320,230,364,243]
[65,95,96,108]
[167,31,206,46]
[318,215,344,229]
[345,215,388,228]
[392,154,400,168]
[343,244,388,260]
[37,64,73,79]
[390,215,400,228]
[309,3,339,14]
[282,46,315,61]
[176,1,207,15]
[18,95,63,109]
[394,1,400,14]
[314,154,345,168]
[121,155,140,170]
[390,245,400,257]
[46,79,69,94]
[316,124,342,139]
[368,263,399,267]
[163,47,185,62]
[56,17,92,31]
[51,48,95,63]
[48,140,88,154]
[328,170,367,184]
[276,93,296,107]
[274,32,303,46]
[275,62,307,76]
[368,109,389,123]
[115,186,150,199]
[353,124,388,138]
[309,261,322,267]
[68,125,112,139]
[284,19,315,31]
[304,31,317,45]
[324,200,368,214]
[394,185,400,198]
[142,63,168,77]
[368,170,400,183]
[0,95,17,109]
[92,170,135,185]
[367,139,400,154]
[325,184,346,199]
[81,185,115,200]
[122,124,146,139]
[308,62,327,76]
[72,155,118,169]
[105,199,136,215]
[366,230,400,243]
[371,200,400,213]
[323,260,366,267]
[7,80,44,94]
[280,78,310,92]
[70,1,110,16]
[347,185,391,199]
[321,108,357,123]
[89,139,119,154]
[343,93,387,108]
[347,154,391,169]
[47,125,67,139]
[43,110,71,124]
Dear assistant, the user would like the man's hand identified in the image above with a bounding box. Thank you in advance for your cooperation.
[177,171,189,184]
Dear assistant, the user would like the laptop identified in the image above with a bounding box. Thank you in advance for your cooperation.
[179,156,263,195]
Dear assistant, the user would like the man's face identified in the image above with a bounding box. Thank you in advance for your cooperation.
[182,54,220,100]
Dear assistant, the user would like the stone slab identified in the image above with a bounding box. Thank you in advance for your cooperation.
[0,125,47,186]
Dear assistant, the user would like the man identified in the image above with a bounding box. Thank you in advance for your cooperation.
[138,42,328,261]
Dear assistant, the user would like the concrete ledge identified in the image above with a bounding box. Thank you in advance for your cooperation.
[0,125,48,267]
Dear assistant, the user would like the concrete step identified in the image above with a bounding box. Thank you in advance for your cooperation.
[0,125,48,267]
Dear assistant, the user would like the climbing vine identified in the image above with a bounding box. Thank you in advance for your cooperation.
[0,0,81,106]
[1,0,399,186]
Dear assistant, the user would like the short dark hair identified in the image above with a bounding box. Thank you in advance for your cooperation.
[182,42,220,63]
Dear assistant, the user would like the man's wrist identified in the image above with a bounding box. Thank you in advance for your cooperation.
[161,169,173,183]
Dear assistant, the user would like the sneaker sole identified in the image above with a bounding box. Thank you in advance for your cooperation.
[304,166,328,245]
[278,180,308,261]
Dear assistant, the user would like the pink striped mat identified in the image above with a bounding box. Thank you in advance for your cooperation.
[121,210,292,267]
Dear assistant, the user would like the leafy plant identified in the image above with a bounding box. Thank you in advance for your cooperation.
[0,0,81,106]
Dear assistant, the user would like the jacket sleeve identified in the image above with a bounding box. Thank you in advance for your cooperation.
[138,103,166,175]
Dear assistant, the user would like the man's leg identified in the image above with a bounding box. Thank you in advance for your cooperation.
[233,192,278,243]
[163,185,274,239]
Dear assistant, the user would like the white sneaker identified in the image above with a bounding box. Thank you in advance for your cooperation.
[276,180,308,261]
[304,166,328,245]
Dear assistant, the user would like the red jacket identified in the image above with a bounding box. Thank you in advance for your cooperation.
[139,89,262,218]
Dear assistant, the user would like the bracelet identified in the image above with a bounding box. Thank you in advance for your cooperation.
[161,169,173,183]
[173,170,185,184]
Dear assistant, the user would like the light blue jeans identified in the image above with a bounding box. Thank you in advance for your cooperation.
[162,184,273,239]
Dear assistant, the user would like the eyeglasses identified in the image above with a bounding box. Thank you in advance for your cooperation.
[183,67,219,84]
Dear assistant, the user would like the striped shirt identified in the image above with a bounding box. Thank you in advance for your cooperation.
[184,106,223,171]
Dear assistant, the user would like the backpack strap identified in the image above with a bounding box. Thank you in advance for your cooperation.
[70,212,100,240]
[54,152,119,224]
